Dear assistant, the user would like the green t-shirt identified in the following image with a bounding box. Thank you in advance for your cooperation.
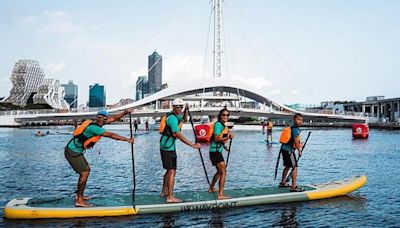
[67,123,105,153]
[209,122,225,153]
[160,114,183,151]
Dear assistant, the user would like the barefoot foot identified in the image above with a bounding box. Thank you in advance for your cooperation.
[166,196,182,203]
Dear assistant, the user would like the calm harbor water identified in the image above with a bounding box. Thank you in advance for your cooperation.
[0,125,399,227]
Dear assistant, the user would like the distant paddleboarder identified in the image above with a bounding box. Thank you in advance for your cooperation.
[64,109,134,207]
[133,119,138,133]
[266,118,273,143]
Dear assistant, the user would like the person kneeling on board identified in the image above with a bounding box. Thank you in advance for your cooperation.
[208,108,234,200]
[159,98,201,203]
[65,109,134,207]
[279,113,304,192]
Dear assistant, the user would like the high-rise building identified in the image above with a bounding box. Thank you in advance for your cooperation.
[148,51,162,94]
[89,83,106,107]
[2,60,45,106]
[62,80,78,109]
[136,76,148,100]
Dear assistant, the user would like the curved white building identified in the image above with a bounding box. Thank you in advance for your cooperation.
[33,79,70,110]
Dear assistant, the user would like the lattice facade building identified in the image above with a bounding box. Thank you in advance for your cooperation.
[2,60,45,106]
[2,59,69,109]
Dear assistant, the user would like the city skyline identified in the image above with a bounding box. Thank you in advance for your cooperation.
[0,0,399,105]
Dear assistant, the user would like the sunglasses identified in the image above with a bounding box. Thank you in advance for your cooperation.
[175,106,184,109]
[222,113,230,117]
[97,116,108,120]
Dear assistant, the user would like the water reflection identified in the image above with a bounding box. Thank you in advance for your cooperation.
[209,210,224,228]
[162,214,175,228]
[272,207,299,228]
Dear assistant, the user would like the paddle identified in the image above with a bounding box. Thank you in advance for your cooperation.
[225,139,233,168]
[285,131,311,183]
[274,150,281,181]
[186,107,218,202]
[129,113,136,210]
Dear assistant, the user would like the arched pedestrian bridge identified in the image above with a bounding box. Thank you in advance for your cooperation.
[0,78,365,126]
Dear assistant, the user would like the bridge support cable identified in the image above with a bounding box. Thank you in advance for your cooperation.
[224,3,286,105]
[202,4,214,80]
[229,0,320,104]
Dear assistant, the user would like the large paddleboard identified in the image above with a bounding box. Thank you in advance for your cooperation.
[3,175,366,219]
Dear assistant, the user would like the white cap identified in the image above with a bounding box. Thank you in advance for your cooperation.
[172,98,185,106]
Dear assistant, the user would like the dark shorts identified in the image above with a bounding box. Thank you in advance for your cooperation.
[64,147,89,173]
[209,152,224,166]
[267,129,272,135]
[281,149,297,168]
[160,149,177,170]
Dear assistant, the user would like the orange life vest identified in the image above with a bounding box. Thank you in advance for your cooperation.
[208,121,230,152]
[207,121,229,142]
[73,120,101,149]
[267,121,273,130]
[159,112,183,136]
[279,126,301,149]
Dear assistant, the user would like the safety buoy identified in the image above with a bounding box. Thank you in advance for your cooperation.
[195,124,211,142]
[352,123,369,139]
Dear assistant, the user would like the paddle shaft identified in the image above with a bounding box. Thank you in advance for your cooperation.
[129,113,136,210]
[187,108,212,187]
[225,139,233,168]
[274,150,281,180]
[186,108,218,204]
[285,131,311,182]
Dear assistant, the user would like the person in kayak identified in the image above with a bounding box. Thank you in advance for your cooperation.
[279,113,304,192]
[208,108,235,199]
[65,109,134,207]
[159,98,201,203]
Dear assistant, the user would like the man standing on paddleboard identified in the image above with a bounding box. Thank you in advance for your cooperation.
[279,113,304,192]
[65,109,134,207]
[159,98,201,203]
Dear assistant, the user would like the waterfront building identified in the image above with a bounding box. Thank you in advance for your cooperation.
[136,76,149,100]
[33,79,70,109]
[89,83,106,107]
[148,51,162,94]
[2,60,45,106]
[62,80,78,109]
[343,96,400,122]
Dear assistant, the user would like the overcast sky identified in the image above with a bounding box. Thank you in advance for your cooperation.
[0,0,399,105]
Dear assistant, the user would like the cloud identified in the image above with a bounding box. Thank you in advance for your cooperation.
[163,54,205,83]
[270,88,282,95]
[46,62,66,74]
[19,16,39,25]
[235,75,273,90]
[290,90,298,95]
[39,11,81,34]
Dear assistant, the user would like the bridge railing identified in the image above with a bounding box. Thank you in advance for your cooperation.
[0,107,108,116]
